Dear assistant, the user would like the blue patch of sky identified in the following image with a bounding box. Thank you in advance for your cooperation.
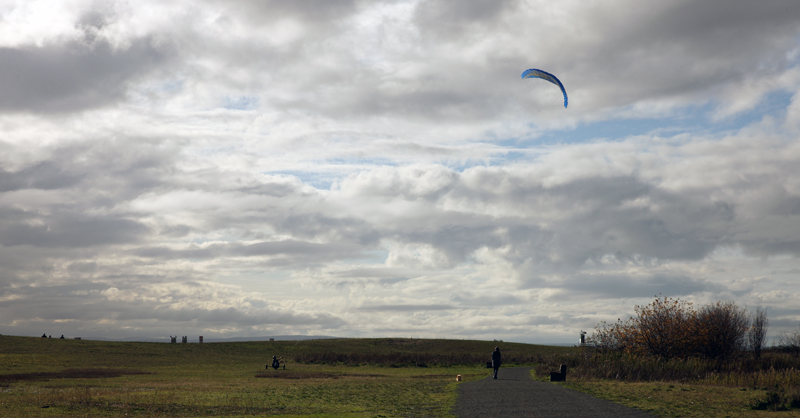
[505,90,793,148]
[258,90,795,183]
[158,80,184,94]
[437,90,795,172]
[320,157,399,167]
[263,158,399,190]
[222,95,259,110]
[262,170,337,190]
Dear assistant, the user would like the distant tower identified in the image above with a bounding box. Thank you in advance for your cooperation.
[580,330,587,345]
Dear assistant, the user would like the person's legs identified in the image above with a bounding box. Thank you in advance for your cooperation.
[493,367,499,379]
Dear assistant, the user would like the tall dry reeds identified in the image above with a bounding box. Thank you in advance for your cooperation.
[534,348,800,386]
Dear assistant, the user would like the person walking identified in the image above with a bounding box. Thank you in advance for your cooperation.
[491,346,502,379]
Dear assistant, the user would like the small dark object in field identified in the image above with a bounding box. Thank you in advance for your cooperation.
[550,364,567,382]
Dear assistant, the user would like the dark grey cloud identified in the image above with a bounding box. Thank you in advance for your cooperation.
[0,207,148,248]
[451,292,526,307]
[567,0,800,106]
[178,0,800,123]
[549,273,719,299]
[427,173,736,273]
[275,214,381,246]
[132,240,366,267]
[414,0,517,40]
[0,280,346,338]
[209,0,361,24]
[333,267,411,279]
[401,221,502,267]
[0,161,85,192]
[0,38,169,113]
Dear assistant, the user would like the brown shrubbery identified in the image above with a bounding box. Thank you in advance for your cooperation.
[532,297,799,413]
[776,326,800,358]
[590,296,759,360]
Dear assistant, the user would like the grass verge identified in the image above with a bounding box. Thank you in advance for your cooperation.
[562,380,800,418]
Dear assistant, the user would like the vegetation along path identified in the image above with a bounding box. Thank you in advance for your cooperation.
[455,367,655,418]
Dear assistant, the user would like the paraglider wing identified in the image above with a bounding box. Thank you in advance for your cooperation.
[521,69,568,108]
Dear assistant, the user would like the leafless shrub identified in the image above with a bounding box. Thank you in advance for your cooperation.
[696,301,749,360]
[748,304,769,359]
[776,326,800,358]
[590,297,759,361]
[589,296,699,359]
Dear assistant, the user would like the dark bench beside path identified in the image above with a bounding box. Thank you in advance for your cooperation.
[455,367,655,418]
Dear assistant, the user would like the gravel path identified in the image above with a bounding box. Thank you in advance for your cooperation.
[454,367,655,418]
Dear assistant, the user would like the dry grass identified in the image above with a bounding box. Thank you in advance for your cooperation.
[254,371,387,379]
[532,347,800,416]
[0,335,512,417]
[0,368,151,382]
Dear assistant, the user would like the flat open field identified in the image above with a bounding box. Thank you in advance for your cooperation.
[0,335,572,417]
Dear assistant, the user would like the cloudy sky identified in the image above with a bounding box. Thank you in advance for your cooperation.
[2,0,800,343]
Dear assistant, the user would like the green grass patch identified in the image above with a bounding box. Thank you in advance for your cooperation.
[0,335,557,417]
[561,380,800,418]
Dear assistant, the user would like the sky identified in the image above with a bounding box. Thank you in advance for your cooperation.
[1,0,800,344]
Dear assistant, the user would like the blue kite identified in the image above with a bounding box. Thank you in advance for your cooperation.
[521,68,568,108]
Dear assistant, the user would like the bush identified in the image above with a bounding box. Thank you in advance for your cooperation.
[696,301,749,360]
[775,327,800,358]
[751,386,800,411]
[590,296,699,359]
[748,304,769,359]
[590,296,754,360]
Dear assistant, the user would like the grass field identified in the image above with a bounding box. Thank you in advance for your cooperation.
[4,335,798,417]
[0,335,570,417]
[530,348,800,417]
[560,380,800,418]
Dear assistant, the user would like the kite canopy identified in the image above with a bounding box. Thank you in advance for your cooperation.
[521,68,568,108]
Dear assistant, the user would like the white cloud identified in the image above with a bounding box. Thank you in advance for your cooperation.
[1,0,800,343]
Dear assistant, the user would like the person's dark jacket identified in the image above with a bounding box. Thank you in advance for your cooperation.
[491,350,502,368]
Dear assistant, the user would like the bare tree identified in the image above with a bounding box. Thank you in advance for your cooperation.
[748,304,768,359]
[696,301,749,360]
[776,326,800,358]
